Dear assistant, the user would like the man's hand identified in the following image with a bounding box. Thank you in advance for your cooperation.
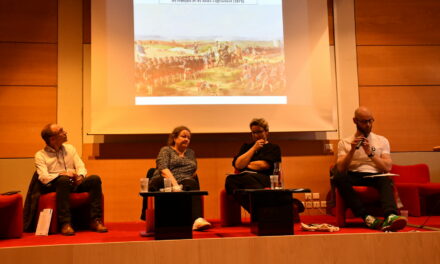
[351,136,366,151]
[59,171,83,186]
[252,139,266,152]
[73,174,84,186]
[361,138,373,155]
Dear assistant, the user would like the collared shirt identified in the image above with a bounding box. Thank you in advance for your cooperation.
[337,132,390,173]
[34,144,87,185]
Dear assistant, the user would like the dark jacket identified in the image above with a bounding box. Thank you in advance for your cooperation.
[23,172,42,232]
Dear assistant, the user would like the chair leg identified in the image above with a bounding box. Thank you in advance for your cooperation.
[220,190,242,227]
[335,190,346,227]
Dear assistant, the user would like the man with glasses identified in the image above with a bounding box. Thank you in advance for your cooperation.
[225,118,281,212]
[34,123,107,235]
[333,106,407,231]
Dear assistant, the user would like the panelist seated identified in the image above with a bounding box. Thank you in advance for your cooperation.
[148,126,211,231]
[225,118,282,212]
[33,123,107,236]
[333,106,407,231]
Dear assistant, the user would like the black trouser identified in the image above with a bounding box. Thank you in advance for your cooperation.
[225,172,270,212]
[332,169,398,219]
[40,175,104,226]
[148,176,203,222]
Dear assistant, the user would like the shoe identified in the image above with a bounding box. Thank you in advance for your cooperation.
[61,223,75,236]
[364,215,383,230]
[382,214,407,232]
[90,218,108,233]
[192,217,212,231]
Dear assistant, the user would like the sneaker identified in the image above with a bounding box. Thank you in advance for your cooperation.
[364,215,383,230]
[382,214,407,232]
[192,217,212,231]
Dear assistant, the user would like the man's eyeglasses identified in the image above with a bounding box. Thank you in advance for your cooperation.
[251,130,266,135]
[356,118,375,124]
[51,128,65,137]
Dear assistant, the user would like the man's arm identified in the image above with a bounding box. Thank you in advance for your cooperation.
[362,138,392,172]
[234,140,265,170]
[336,149,355,172]
[68,145,87,185]
[241,143,280,172]
[336,138,360,172]
[72,150,87,177]
[35,152,59,185]
[247,160,270,171]
[368,152,392,172]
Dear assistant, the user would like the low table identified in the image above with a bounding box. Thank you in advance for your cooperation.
[235,188,311,236]
[139,190,208,240]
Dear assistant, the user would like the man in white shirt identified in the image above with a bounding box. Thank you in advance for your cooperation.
[333,106,407,231]
[35,123,107,235]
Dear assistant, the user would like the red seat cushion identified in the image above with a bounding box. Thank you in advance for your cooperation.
[0,194,21,207]
[418,183,440,196]
[352,186,380,202]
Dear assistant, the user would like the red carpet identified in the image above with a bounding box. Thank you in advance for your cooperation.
[1,215,438,248]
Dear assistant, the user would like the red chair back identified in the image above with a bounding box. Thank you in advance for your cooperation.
[0,194,23,238]
[390,164,430,184]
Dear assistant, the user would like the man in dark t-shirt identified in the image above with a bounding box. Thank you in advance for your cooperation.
[225,118,281,212]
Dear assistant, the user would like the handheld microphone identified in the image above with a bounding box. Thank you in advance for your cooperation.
[355,138,364,149]
[355,132,369,149]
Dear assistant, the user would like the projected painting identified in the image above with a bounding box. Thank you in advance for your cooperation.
[134,0,285,105]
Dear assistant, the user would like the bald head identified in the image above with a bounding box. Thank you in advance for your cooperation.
[353,106,374,136]
[354,106,373,119]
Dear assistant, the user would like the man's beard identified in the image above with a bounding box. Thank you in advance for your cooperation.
[356,124,371,137]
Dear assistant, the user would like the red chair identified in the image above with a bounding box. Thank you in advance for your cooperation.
[37,192,104,234]
[391,164,440,216]
[220,189,242,226]
[0,193,23,238]
[335,187,381,227]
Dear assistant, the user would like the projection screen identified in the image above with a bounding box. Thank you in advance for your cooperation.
[90,0,336,134]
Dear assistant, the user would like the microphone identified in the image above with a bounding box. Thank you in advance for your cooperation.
[355,138,364,149]
[355,132,369,149]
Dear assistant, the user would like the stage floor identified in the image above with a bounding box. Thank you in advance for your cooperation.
[1,215,439,248]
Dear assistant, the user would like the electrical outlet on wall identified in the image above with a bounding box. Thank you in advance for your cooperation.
[312,192,320,200]
[313,201,320,208]
[305,201,313,209]
[305,193,312,200]
[320,201,327,208]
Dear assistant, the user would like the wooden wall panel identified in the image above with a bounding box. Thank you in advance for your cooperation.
[328,0,334,46]
[355,0,440,152]
[0,86,57,157]
[0,43,57,86]
[359,86,440,152]
[0,0,58,159]
[355,0,440,45]
[357,46,440,86]
[0,0,58,43]
[83,0,91,44]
